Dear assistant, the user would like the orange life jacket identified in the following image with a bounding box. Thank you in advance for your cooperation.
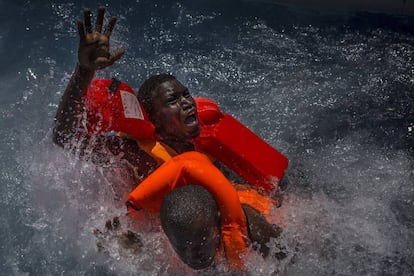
[85,78,289,192]
[84,78,287,268]
[127,151,248,269]
[194,97,288,191]
[85,78,156,140]
[127,140,280,268]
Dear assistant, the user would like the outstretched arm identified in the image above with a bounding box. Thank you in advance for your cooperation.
[242,204,283,258]
[53,6,124,147]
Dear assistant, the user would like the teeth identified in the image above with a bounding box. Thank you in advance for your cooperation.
[185,115,196,124]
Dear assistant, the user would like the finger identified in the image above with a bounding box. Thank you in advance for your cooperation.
[93,49,124,69]
[83,8,92,33]
[109,49,125,64]
[97,42,110,56]
[94,57,112,69]
[95,6,105,33]
[104,16,117,37]
[77,19,85,41]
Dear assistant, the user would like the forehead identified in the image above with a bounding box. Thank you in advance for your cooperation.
[152,79,187,98]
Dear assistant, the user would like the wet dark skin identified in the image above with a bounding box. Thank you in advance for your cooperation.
[54,6,124,142]
[171,223,220,269]
[54,6,284,270]
[150,80,200,153]
[53,6,156,176]
[53,6,124,144]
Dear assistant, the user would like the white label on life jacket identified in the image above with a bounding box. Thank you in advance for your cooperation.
[120,90,145,120]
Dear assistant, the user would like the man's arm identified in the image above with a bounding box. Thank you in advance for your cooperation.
[53,7,124,148]
[242,204,283,258]
[53,64,94,147]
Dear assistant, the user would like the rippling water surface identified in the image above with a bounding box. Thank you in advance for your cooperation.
[1,0,413,275]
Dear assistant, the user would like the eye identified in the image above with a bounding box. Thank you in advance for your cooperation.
[166,96,178,105]
[183,90,191,98]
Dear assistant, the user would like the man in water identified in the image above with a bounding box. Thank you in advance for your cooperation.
[53,6,283,270]
[160,185,221,269]
[161,185,285,269]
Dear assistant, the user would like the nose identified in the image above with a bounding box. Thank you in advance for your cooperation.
[179,96,193,110]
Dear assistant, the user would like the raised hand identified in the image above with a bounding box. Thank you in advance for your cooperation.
[53,6,125,149]
[77,6,125,70]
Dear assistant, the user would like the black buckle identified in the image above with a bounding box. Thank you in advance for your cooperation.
[108,77,121,94]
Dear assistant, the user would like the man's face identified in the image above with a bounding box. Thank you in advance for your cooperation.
[150,79,200,141]
[171,226,220,270]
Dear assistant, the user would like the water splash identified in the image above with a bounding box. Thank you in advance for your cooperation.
[1,1,413,275]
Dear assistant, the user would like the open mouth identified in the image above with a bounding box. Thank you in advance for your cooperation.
[184,114,198,125]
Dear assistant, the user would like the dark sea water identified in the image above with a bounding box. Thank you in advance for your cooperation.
[1,0,413,275]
